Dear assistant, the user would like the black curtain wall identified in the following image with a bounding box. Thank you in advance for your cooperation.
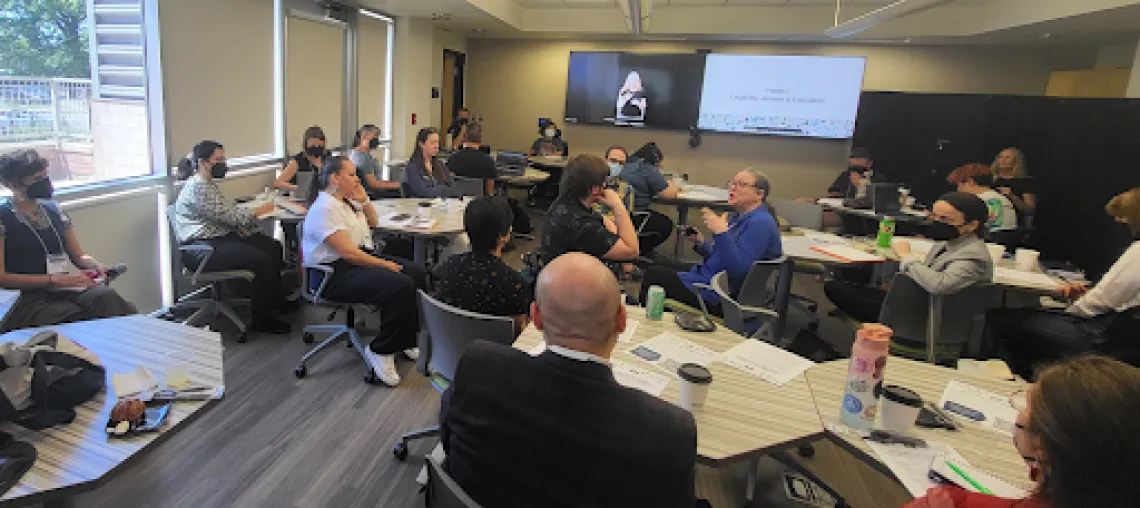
[852,92,1140,278]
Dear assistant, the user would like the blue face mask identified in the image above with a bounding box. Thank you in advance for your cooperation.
[608,162,622,177]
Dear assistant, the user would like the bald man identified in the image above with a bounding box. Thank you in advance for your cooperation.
[439,253,700,508]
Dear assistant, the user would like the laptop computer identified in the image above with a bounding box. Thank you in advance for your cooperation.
[294,170,317,204]
[496,151,528,176]
[872,183,901,214]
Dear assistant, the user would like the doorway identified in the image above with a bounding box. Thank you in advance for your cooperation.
[441,49,466,143]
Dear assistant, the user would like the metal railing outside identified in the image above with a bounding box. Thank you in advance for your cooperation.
[0,77,93,142]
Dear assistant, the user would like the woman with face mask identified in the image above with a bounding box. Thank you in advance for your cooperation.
[172,140,294,335]
[611,143,680,256]
[0,150,137,331]
[274,125,328,202]
[348,124,401,199]
[824,191,994,323]
[529,121,566,156]
[904,355,1140,508]
[986,188,1140,380]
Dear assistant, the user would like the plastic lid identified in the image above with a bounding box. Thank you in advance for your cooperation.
[677,363,712,384]
[857,323,893,350]
[881,385,922,407]
[418,202,432,207]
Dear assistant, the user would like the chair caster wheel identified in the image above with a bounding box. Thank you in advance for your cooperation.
[302,332,315,344]
[365,371,379,384]
[798,443,816,458]
[236,331,248,343]
[294,365,307,379]
[393,442,409,461]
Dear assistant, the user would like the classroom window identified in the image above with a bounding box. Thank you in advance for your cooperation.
[0,0,166,193]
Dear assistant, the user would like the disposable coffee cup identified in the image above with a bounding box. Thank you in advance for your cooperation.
[417,202,432,219]
[677,363,712,411]
[986,243,1006,263]
[1015,248,1040,271]
[879,385,923,433]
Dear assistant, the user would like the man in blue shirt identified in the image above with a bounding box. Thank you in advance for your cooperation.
[639,169,782,314]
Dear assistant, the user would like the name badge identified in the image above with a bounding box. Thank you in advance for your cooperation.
[46,253,70,275]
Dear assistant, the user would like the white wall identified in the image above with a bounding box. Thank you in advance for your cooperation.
[391,17,435,158]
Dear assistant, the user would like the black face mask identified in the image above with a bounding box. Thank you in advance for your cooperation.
[210,162,229,179]
[925,221,962,241]
[368,138,381,150]
[25,178,53,200]
[306,146,325,157]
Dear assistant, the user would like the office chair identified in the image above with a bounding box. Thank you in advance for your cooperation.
[292,223,383,383]
[393,290,515,461]
[453,176,485,197]
[693,263,786,342]
[1093,306,1140,368]
[424,454,483,508]
[163,205,254,342]
[876,273,994,365]
[769,197,827,331]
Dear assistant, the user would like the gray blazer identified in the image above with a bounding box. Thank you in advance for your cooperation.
[899,235,993,295]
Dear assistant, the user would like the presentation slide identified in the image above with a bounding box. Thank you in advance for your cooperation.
[697,54,867,139]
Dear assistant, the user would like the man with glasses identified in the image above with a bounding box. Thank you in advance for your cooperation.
[639,168,782,315]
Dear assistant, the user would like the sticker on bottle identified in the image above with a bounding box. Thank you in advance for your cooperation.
[843,394,863,414]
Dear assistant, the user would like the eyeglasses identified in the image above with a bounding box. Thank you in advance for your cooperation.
[606,158,624,164]
[726,180,757,190]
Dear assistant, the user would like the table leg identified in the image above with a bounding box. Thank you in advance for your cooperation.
[413,238,426,267]
[45,496,77,508]
[673,204,689,260]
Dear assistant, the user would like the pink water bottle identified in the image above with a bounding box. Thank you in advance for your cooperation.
[840,324,893,430]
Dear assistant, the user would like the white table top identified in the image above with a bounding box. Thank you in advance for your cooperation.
[817,198,928,220]
[781,229,1064,293]
[370,198,467,236]
[501,168,550,185]
[513,306,824,465]
[0,316,223,504]
[806,358,1034,495]
[528,156,568,168]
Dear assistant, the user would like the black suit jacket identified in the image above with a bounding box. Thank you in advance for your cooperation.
[440,340,699,508]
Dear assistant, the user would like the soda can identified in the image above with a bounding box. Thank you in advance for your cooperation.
[646,285,666,321]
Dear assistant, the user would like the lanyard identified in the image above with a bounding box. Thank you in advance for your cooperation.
[11,203,65,256]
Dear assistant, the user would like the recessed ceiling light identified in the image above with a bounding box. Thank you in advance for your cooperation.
[472,28,486,34]
[903,38,912,43]
[1040,32,1052,39]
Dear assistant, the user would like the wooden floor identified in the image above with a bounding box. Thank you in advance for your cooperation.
[72,218,912,508]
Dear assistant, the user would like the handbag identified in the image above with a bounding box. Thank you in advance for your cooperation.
[0,431,35,496]
[0,331,106,430]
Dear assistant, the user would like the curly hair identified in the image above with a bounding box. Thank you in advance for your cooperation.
[0,149,48,187]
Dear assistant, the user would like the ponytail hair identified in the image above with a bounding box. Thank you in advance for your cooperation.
[176,140,223,180]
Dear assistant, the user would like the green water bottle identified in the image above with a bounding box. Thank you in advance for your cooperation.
[877,216,896,249]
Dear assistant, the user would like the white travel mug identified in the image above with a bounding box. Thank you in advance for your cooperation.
[677,363,712,411]
[1015,248,1039,271]
[878,385,923,434]
[418,202,432,220]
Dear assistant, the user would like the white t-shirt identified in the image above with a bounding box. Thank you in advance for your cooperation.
[1068,241,1140,317]
[302,191,373,265]
[976,189,1017,231]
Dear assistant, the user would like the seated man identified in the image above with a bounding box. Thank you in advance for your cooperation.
[440,252,700,508]
[612,143,680,256]
[988,188,1140,380]
[434,196,530,337]
[538,154,639,265]
[446,123,532,234]
[946,163,1017,232]
[824,192,994,323]
[640,169,782,314]
[302,156,426,387]
[827,147,884,199]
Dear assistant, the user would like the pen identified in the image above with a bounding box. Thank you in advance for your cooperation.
[946,461,992,495]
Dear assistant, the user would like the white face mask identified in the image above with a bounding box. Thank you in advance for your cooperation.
[544,129,556,138]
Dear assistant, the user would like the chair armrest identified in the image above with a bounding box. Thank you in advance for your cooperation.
[303,262,335,301]
[692,282,779,319]
[178,244,215,284]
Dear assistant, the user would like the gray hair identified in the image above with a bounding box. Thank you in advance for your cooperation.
[740,167,770,200]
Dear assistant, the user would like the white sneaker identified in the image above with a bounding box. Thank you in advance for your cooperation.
[403,347,420,361]
[363,349,401,387]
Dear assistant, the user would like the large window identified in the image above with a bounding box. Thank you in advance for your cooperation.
[0,0,164,191]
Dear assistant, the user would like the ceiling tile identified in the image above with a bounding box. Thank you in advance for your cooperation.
[668,0,730,5]
[516,0,566,6]
[724,0,790,5]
